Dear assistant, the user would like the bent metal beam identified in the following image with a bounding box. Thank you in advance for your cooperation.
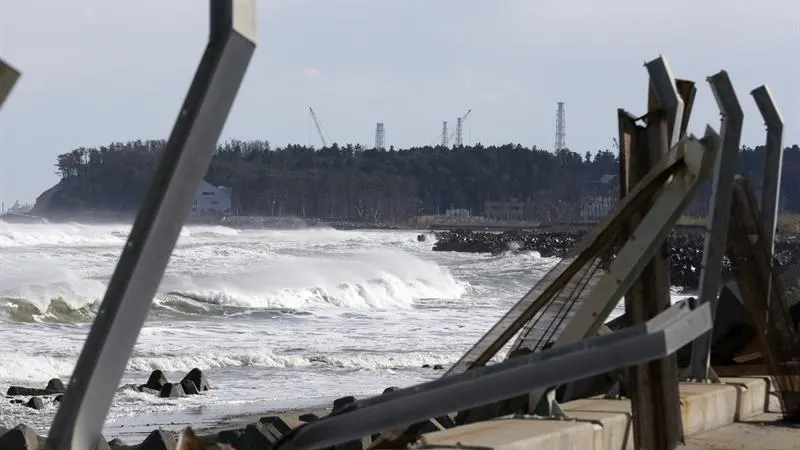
[46,2,257,449]
[273,301,712,450]
[0,58,21,111]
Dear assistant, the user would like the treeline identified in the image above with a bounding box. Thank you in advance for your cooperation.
[47,140,800,222]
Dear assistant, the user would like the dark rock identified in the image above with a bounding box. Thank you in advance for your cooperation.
[0,424,40,449]
[421,364,431,368]
[137,386,161,396]
[53,394,63,403]
[45,378,66,393]
[181,368,210,392]
[180,379,199,395]
[217,429,243,448]
[382,386,399,393]
[6,387,49,397]
[144,370,168,391]
[332,395,356,412]
[107,438,127,448]
[298,413,319,423]
[9,398,23,404]
[138,430,176,450]
[158,383,185,399]
[432,364,444,370]
[417,234,426,242]
[432,229,800,291]
[183,367,211,392]
[236,423,279,449]
[25,397,43,410]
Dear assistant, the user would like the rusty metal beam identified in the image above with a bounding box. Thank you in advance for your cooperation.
[624,56,689,450]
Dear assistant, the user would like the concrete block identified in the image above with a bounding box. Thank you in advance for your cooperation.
[418,419,595,450]
[561,410,633,450]
[720,377,769,419]
[678,382,738,436]
[561,397,632,415]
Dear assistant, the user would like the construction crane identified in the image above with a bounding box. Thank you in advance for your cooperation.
[308,106,329,148]
[430,109,472,147]
[454,109,472,146]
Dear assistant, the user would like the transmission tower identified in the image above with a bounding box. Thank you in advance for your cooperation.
[375,122,386,150]
[455,118,463,147]
[441,121,448,147]
[555,101,566,152]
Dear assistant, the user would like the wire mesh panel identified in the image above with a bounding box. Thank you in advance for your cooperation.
[727,176,800,420]
[444,153,682,377]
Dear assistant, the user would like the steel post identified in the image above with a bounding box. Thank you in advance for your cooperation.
[686,71,743,382]
[0,58,21,111]
[46,2,257,449]
[751,85,784,259]
[525,130,719,414]
[274,302,712,450]
[622,56,688,450]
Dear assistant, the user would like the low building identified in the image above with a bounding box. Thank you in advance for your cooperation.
[484,200,525,221]
[445,208,471,218]
[191,180,231,217]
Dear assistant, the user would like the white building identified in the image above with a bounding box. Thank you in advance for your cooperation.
[191,180,232,217]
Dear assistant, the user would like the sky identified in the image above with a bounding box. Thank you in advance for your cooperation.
[0,0,798,205]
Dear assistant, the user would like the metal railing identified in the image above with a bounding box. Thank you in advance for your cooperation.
[0,3,793,448]
[273,300,712,450]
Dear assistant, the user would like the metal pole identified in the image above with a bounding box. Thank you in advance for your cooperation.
[274,302,712,450]
[0,58,21,111]
[525,130,719,413]
[751,85,784,259]
[621,56,688,450]
[46,2,257,449]
[686,71,743,382]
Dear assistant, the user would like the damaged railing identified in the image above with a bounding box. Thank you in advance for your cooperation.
[1,2,795,449]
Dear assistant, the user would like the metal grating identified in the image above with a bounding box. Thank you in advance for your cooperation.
[44,2,257,449]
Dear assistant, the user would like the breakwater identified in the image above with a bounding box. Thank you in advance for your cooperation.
[432,229,800,290]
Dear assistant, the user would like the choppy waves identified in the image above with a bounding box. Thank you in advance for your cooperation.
[0,221,466,322]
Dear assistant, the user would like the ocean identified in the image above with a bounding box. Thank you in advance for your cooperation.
[0,221,656,441]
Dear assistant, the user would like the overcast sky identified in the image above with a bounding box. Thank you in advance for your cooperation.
[0,0,798,205]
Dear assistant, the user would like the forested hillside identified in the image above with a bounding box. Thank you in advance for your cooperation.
[44,140,800,222]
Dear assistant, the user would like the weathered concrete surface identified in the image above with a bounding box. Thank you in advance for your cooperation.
[418,419,596,450]
[679,382,739,435]
[413,378,777,450]
[681,413,800,450]
[719,376,770,420]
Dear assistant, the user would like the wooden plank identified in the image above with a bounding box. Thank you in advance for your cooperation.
[623,105,683,449]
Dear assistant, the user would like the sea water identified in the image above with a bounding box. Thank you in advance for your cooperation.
[0,221,685,441]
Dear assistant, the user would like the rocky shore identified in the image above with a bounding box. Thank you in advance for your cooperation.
[0,379,409,450]
[431,229,800,290]
[0,367,452,450]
